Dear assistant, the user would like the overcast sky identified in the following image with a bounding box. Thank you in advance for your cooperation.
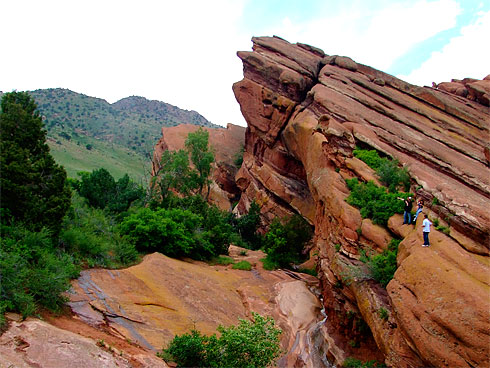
[2,0,488,127]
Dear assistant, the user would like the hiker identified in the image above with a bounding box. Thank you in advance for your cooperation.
[422,214,432,247]
[413,200,424,223]
[398,196,413,224]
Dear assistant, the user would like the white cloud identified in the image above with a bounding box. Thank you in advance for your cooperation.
[398,10,490,85]
[1,0,250,127]
[260,0,461,71]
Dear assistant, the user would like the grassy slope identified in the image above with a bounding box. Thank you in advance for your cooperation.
[1,88,220,183]
[47,135,149,182]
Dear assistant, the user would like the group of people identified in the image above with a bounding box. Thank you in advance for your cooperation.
[399,196,432,247]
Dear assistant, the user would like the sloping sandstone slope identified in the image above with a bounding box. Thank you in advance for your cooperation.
[233,36,489,368]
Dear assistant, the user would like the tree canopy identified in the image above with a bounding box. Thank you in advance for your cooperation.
[0,91,71,235]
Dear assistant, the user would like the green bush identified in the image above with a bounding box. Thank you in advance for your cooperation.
[263,215,313,268]
[232,260,252,271]
[119,206,231,260]
[211,256,235,265]
[235,200,263,250]
[343,357,386,368]
[61,193,137,268]
[353,148,410,192]
[367,249,397,288]
[378,307,389,320]
[78,168,143,213]
[353,149,384,169]
[0,225,79,317]
[436,225,450,235]
[345,179,411,226]
[161,313,282,368]
[261,257,280,270]
[233,146,244,168]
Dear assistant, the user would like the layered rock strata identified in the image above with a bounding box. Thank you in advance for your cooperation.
[233,36,489,368]
[152,123,245,210]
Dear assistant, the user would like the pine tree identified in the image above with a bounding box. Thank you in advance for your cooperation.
[0,92,71,235]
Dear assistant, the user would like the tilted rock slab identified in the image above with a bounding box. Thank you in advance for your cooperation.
[68,251,327,367]
[233,36,489,367]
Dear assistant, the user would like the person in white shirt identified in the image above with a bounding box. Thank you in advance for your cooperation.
[422,214,432,247]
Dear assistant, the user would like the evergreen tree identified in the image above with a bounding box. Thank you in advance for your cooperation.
[0,92,71,235]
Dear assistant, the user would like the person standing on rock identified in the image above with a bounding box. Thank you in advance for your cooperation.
[398,196,413,224]
[422,214,432,247]
[413,200,424,223]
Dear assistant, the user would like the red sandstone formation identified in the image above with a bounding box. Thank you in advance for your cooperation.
[233,36,489,368]
[152,123,245,210]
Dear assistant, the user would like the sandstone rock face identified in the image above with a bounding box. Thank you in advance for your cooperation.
[152,123,245,210]
[68,249,327,367]
[0,317,167,368]
[437,76,490,106]
[233,36,489,367]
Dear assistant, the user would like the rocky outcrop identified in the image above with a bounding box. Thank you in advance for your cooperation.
[66,249,328,367]
[233,36,489,367]
[436,75,490,106]
[152,123,245,210]
[0,315,166,368]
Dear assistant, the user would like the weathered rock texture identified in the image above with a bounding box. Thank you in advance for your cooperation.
[233,36,489,368]
[67,249,327,367]
[0,316,167,368]
[152,123,245,210]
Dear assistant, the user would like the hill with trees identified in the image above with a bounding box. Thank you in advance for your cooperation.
[0,89,219,181]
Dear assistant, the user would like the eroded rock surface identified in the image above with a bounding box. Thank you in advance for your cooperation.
[152,123,245,210]
[233,36,490,367]
[0,317,166,368]
[68,249,326,367]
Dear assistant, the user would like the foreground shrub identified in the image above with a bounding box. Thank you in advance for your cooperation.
[0,225,79,317]
[161,312,282,368]
[263,215,313,268]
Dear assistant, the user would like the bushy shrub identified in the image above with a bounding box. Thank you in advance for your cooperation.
[161,313,282,368]
[235,201,263,250]
[353,149,384,169]
[0,225,79,317]
[232,260,252,271]
[263,215,313,269]
[78,169,143,213]
[353,148,410,192]
[343,357,387,368]
[367,248,397,288]
[211,256,235,265]
[61,193,137,267]
[345,179,410,226]
[119,206,231,260]
[260,257,279,270]
[376,159,410,192]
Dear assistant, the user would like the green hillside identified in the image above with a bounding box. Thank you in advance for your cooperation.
[1,89,219,182]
